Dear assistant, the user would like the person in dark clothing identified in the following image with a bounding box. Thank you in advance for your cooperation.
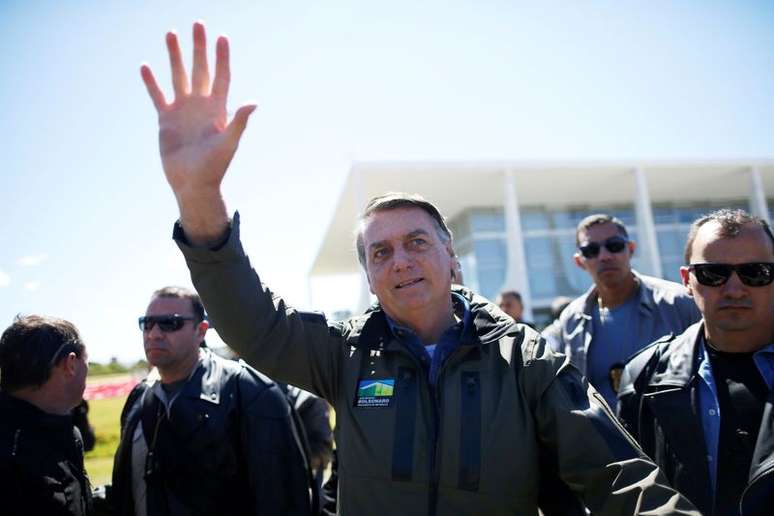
[73,399,96,452]
[279,383,332,515]
[0,314,92,516]
[279,383,334,474]
[618,209,774,516]
[111,286,313,516]
[320,449,338,516]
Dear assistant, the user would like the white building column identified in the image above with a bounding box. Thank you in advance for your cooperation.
[353,168,374,313]
[502,170,533,321]
[749,166,770,223]
[633,167,663,277]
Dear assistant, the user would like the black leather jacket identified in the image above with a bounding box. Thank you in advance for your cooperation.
[0,392,92,516]
[618,322,774,516]
[112,348,313,516]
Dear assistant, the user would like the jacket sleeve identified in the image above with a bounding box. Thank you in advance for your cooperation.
[520,331,700,515]
[239,372,312,516]
[616,369,643,440]
[616,337,670,460]
[175,213,344,403]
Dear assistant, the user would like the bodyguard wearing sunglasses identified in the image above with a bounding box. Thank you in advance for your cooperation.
[618,209,774,516]
[553,214,701,408]
[111,287,314,516]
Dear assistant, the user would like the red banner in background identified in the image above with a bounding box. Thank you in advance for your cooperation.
[84,377,139,400]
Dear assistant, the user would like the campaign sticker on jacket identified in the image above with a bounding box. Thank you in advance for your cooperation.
[355,378,395,408]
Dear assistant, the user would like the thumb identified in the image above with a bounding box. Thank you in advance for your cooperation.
[225,104,257,147]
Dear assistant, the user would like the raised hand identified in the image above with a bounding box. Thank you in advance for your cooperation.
[141,21,255,243]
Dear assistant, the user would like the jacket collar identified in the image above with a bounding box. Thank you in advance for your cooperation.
[349,285,515,351]
[147,348,223,406]
[647,322,704,388]
[0,391,74,430]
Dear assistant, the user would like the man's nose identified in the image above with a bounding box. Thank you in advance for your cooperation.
[598,246,616,260]
[391,247,414,271]
[146,323,165,339]
[721,271,748,298]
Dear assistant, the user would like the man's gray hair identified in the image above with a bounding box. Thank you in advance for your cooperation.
[355,192,454,270]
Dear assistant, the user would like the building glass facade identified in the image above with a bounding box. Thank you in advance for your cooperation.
[449,199,749,327]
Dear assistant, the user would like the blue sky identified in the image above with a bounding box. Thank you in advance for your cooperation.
[1,0,773,363]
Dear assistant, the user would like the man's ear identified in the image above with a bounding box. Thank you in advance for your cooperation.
[573,252,586,271]
[679,266,693,295]
[59,352,78,377]
[196,320,209,341]
[628,240,636,257]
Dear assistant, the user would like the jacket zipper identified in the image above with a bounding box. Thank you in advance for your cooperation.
[427,374,443,516]
[390,345,439,516]
[427,348,469,516]
[11,428,20,457]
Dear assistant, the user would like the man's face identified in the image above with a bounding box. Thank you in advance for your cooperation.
[574,222,635,289]
[680,221,774,338]
[143,296,205,371]
[362,207,454,325]
[498,294,523,321]
[74,349,89,398]
[67,348,89,409]
[53,346,89,410]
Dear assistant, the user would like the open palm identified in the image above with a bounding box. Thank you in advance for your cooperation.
[141,22,255,203]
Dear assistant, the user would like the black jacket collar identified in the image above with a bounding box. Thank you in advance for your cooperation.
[350,285,516,351]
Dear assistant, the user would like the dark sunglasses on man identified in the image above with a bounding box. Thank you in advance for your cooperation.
[578,235,628,259]
[688,262,774,287]
[138,314,197,332]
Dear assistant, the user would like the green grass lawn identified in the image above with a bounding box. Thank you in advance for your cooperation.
[85,396,127,486]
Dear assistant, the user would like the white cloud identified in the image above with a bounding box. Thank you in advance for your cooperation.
[17,254,49,267]
[23,281,41,292]
[0,269,9,287]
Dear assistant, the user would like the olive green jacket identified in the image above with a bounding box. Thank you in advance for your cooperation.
[175,214,698,516]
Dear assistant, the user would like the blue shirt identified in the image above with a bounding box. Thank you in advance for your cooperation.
[386,292,472,385]
[588,294,641,407]
[696,336,774,493]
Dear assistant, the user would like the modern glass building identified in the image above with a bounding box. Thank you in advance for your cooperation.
[309,161,773,325]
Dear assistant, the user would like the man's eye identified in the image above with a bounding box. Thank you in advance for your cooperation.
[411,238,427,246]
[373,248,388,260]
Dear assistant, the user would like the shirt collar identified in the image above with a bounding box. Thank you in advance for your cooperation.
[385,292,472,345]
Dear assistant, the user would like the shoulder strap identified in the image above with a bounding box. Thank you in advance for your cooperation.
[120,384,147,431]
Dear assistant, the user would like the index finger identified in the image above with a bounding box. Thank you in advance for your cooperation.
[140,64,168,111]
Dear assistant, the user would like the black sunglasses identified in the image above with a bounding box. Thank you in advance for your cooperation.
[138,314,197,332]
[578,236,628,259]
[688,262,774,287]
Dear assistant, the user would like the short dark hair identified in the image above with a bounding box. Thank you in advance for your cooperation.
[684,208,774,263]
[498,290,522,304]
[355,192,454,270]
[575,214,629,246]
[151,286,206,323]
[0,315,85,392]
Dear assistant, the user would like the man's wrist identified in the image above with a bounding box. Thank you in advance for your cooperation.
[174,187,230,246]
[173,217,232,250]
